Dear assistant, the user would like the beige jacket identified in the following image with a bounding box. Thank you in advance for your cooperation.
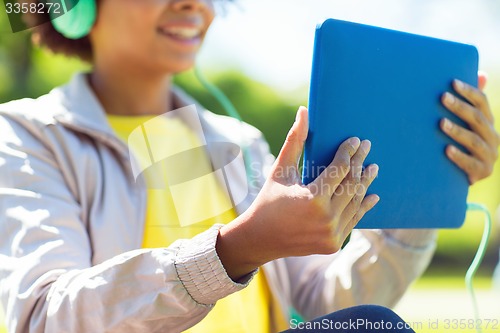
[0,74,437,333]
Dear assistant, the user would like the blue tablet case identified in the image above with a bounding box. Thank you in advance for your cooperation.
[302,19,478,229]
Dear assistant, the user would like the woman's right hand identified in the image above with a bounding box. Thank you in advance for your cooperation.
[216,107,379,280]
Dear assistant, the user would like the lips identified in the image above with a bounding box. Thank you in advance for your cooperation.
[158,26,203,42]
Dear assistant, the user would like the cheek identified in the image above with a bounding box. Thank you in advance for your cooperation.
[92,1,161,55]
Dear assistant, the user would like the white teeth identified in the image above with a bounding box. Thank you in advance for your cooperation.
[163,27,201,39]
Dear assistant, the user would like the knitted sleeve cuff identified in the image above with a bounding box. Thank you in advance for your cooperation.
[174,224,257,305]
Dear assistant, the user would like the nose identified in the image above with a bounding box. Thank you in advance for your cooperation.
[171,0,212,12]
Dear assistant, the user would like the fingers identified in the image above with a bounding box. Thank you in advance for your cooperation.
[338,163,379,227]
[440,118,493,162]
[441,79,500,184]
[445,145,490,184]
[310,137,360,196]
[478,71,488,92]
[342,194,380,236]
[350,140,371,183]
[442,91,499,148]
[330,140,372,211]
[452,79,493,123]
[273,107,309,182]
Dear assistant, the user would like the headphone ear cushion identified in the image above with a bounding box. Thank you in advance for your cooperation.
[50,0,97,39]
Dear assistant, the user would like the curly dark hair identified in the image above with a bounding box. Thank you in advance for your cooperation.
[23,0,96,62]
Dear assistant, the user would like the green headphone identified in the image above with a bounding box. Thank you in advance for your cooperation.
[49,0,96,39]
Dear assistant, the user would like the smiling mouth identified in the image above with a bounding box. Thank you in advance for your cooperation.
[158,26,203,41]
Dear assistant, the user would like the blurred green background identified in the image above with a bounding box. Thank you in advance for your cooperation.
[1,4,500,331]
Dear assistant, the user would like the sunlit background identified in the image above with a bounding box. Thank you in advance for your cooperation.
[0,0,499,331]
[202,0,500,91]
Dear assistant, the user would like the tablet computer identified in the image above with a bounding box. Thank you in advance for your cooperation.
[302,19,478,229]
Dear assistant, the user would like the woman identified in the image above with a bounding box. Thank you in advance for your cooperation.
[0,0,498,332]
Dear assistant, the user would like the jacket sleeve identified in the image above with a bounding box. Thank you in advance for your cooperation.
[0,116,252,333]
[283,228,436,321]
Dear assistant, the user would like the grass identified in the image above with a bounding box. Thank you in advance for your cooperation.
[403,274,498,333]
[413,274,492,290]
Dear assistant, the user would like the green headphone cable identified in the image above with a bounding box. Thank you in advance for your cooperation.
[465,203,492,333]
[194,66,257,189]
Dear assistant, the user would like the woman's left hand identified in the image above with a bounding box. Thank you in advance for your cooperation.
[440,73,500,184]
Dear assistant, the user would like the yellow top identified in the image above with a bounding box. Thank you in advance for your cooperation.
[107,113,272,333]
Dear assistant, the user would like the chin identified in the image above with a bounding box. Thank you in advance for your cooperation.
[156,57,196,75]
[171,62,196,75]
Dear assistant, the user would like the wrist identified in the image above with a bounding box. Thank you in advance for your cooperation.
[216,210,270,280]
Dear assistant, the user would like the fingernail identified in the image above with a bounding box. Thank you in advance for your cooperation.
[443,118,453,132]
[454,80,465,90]
[349,137,360,149]
[445,92,455,105]
[369,164,379,178]
[361,140,371,153]
[448,145,457,155]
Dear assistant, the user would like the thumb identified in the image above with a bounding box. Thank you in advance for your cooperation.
[273,106,309,176]
[478,71,488,91]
